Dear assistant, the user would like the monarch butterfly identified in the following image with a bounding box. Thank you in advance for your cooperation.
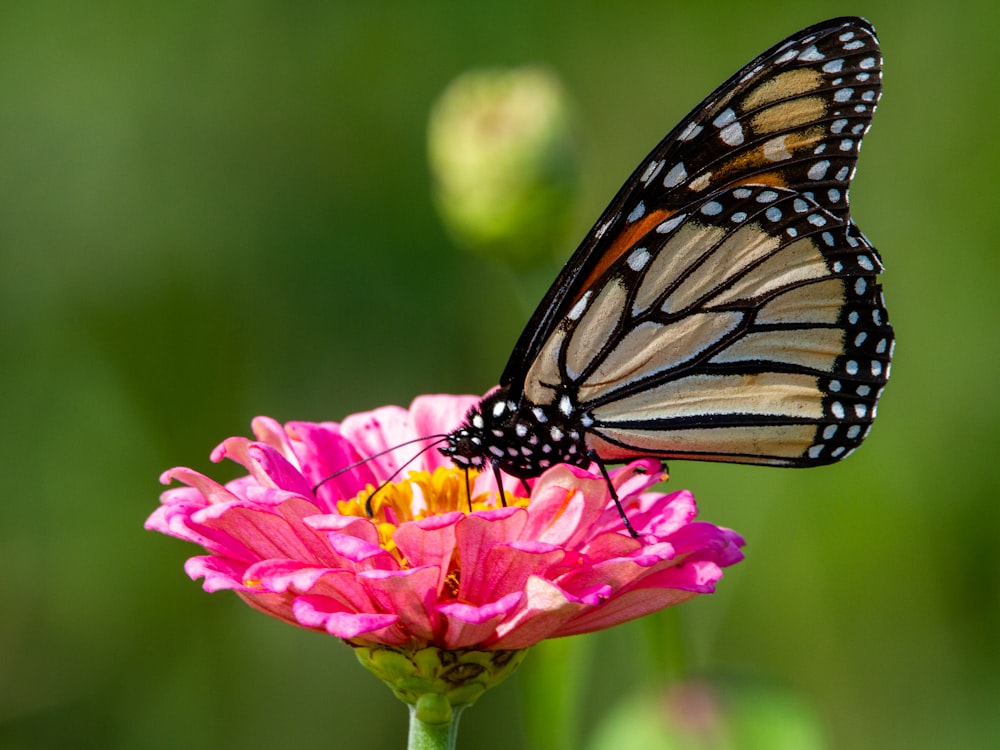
[437,17,893,527]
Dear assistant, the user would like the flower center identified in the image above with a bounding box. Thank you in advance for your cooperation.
[337,467,529,562]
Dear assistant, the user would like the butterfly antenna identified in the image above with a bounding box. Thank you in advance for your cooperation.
[363,436,450,517]
[312,434,449,494]
[589,451,639,539]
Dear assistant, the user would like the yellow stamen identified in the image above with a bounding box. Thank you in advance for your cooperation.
[337,467,529,565]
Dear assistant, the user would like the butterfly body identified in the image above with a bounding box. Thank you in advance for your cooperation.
[440,17,893,484]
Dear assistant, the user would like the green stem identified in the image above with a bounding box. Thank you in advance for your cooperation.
[407,699,464,750]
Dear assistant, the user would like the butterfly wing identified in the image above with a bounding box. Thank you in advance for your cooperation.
[519,184,891,465]
[502,17,883,389]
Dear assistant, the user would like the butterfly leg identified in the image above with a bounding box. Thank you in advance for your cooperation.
[520,478,531,495]
[463,467,473,511]
[589,451,639,539]
[491,461,508,507]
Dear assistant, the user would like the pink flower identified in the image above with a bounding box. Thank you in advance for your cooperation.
[147,394,744,650]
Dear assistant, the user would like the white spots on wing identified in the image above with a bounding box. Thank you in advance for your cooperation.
[763,135,792,161]
[627,201,646,223]
[859,56,877,69]
[857,254,874,271]
[844,40,866,51]
[809,444,824,459]
[756,190,780,203]
[822,231,835,246]
[550,425,564,442]
[855,277,867,295]
[854,403,867,418]
[834,87,854,103]
[854,104,868,114]
[626,247,651,272]
[663,161,688,187]
[798,44,825,61]
[655,213,686,234]
[835,166,851,181]
[823,425,838,440]
[731,211,747,223]
[492,400,507,418]
[846,360,859,375]
[720,122,744,146]
[733,187,753,199]
[814,143,827,154]
[786,227,798,238]
[807,160,830,180]
[839,31,855,42]
[712,108,737,132]
[515,423,528,438]
[701,200,723,216]
[862,90,876,102]
[831,401,845,419]
[839,139,855,151]
[566,290,592,321]
[595,217,615,239]
[829,379,842,392]
[808,213,827,227]
[872,360,883,377]
[792,198,810,213]
[828,188,841,203]
[776,48,799,64]
[765,206,782,222]
[823,59,844,73]
[876,338,888,354]
[678,121,703,141]
[640,159,665,185]
[831,118,848,134]
[848,311,859,325]
[847,425,861,439]
[472,413,484,429]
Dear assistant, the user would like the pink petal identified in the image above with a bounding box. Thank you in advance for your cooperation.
[487,576,587,650]
[439,591,522,649]
[293,596,402,640]
[360,567,442,642]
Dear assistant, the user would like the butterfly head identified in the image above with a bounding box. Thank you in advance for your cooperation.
[441,389,592,479]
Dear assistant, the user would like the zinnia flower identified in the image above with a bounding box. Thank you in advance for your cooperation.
[147,394,744,652]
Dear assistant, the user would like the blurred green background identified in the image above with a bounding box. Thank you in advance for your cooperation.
[2,1,997,748]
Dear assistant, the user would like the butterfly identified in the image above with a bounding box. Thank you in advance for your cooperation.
[438,17,893,531]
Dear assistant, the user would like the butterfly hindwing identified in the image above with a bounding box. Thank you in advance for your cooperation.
[520,184,891,466]
[502,17,883,385]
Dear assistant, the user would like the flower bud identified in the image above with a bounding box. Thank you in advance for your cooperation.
[428,66,579,265]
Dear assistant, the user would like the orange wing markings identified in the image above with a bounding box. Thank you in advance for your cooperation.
[570,208,675,304]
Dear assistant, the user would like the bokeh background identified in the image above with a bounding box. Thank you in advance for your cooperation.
[2,1,997,748]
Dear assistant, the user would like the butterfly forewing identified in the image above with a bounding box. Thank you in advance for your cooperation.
[502,17,883,384]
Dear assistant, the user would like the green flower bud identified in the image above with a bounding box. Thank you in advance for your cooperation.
[349,641,528,722]
[428,66,580,265]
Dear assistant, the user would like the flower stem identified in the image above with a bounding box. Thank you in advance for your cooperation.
[408,697,464,750]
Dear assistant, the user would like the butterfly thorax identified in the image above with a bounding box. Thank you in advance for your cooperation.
[441,388,591,478]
